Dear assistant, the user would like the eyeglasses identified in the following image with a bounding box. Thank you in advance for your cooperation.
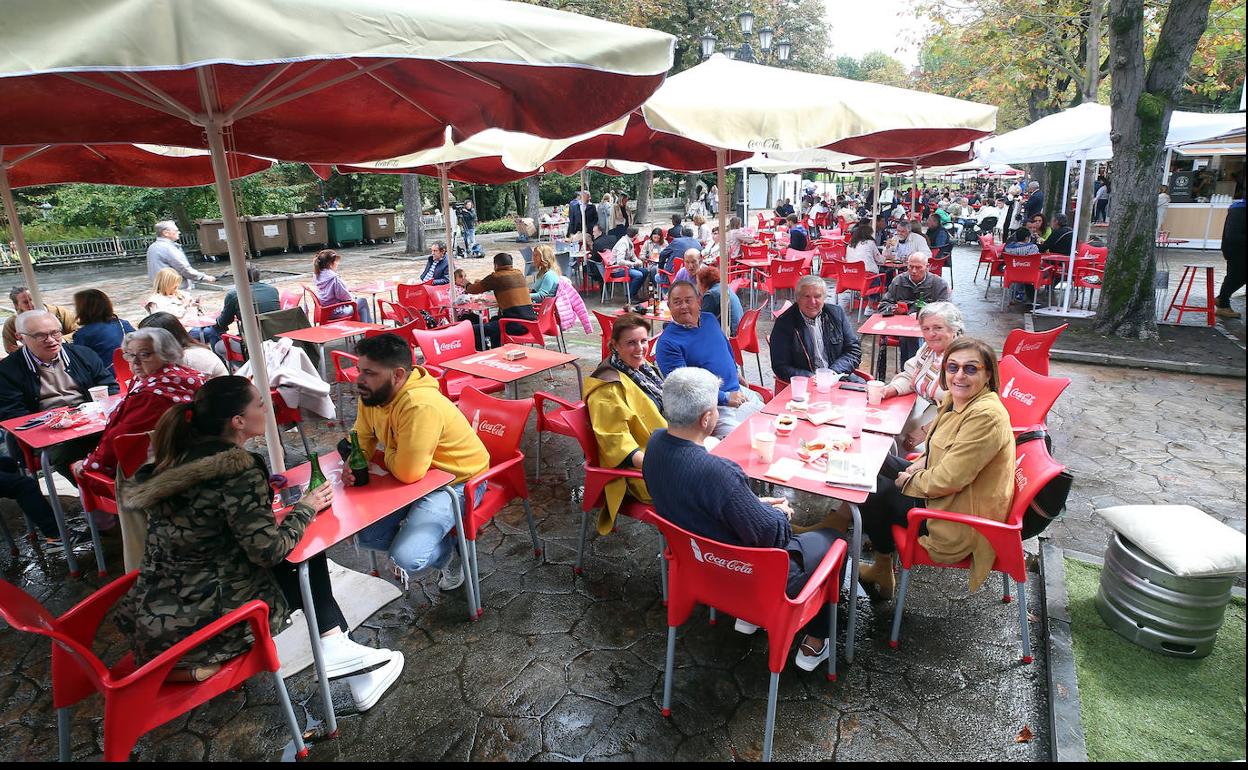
[20,330,63,343]
[122,350,159,361]
[945,362,983,377]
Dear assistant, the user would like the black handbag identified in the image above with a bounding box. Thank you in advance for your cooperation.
[1016,430,1073,539]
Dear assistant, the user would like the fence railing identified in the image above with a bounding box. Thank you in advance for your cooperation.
[1,231,204,267]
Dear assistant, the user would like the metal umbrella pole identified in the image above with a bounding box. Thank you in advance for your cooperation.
[873,161,881,220]
[439,163,458,306]
[716,149,730,337]
[1036,151,1094,318]
[0,161,43,306]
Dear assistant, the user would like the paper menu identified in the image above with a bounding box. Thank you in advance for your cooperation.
[764,457,803,482]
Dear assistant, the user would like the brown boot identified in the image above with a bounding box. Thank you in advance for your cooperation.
[858,552,896,600]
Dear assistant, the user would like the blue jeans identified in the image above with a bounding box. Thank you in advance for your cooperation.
[356,482,485,574]
[463,226,478,254]
[627,267,648,298]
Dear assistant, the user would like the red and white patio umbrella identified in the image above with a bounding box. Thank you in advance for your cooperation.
[0,0,675,475]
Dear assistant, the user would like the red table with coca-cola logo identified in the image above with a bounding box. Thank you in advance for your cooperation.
[710,417,896,665]
[439,344,585,399]
[763,382,918,437]
[857,312,924,381]
[277,320,384,380]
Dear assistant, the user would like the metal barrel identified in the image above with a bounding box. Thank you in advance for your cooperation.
[1095,532,1234,658]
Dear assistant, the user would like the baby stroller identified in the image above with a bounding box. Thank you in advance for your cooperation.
[963,216,997,244]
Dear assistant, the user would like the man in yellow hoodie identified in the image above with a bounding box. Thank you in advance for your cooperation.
[347,333,489,590]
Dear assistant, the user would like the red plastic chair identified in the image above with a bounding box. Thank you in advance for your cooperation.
[0,573,307,762]
[378,298,416,327]
[599,251,634,304]
[834,261,887,320]
[730,302,767,385]
[220,333,247,374]
[455,387,540,614]
[271,389,313,458]
[999,254,1054,310]
[74,432,151,576]
[301,284,358,325]
[770,300,792,320]
[411,321,505,401]
[421,284,456,326]
[928,255,947,280]
[974,235,1002,284]
[762,256,806,300]
[532,391,578,483]
[279,288,303,311]
[889,438,1066,664]
[396,282,428,309]
[653,515,847,761]
[997,355,1071,434]
[329,351,359,424]
[656,257,684,299]
[784,248,816,276]
[1001,325,1067,376]
[112,349,133,395]
[818,256,847,281]
[739,242,770,262]
[501,298,565,352]
[592,310,617,360]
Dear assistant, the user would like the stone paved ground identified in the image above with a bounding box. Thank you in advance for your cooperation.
[1,227,1243,761]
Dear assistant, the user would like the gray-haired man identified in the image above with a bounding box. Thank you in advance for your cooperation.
[146,220,216,286]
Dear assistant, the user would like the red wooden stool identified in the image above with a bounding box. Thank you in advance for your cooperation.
[1164,264,1215,326]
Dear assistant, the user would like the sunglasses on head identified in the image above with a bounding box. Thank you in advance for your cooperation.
[945,362,983,376]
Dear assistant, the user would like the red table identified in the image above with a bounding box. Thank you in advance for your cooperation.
[734,257,771,305]
[277,320,383,379]
[711,420,896,664]
[349,280,399,321]
[279,455,459,736]
[1,396,122,577]
[858,312,924,381]
[440,344,585,399]
[615,302,672,325]
[763,383,918,437]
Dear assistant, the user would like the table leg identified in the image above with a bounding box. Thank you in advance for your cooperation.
[40,449,79,578]
[568,362,585,400]
[845,503,863,665]
[297,561,338,737]
[447,486,479,619]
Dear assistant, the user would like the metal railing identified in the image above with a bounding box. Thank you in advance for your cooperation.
[1,231,203,267]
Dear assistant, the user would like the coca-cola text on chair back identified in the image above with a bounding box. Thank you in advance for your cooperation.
[412,320,475,367]
[997,355,1071,431]
[457,386,533,466]
[1001,324,1067,376]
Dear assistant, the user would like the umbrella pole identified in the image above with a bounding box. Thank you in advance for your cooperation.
[873,162,881,220]
[1061,154,1086,312]
[580,169,589,254]
[912,161,918,217]
[717,150,730,337]
[204,120,286,473]
[439,164,457,306]
[1060,156,1072,214]
[0,164,42,307]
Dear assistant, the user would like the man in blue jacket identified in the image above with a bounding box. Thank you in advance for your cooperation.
[769,276,863,384]
[419,241,450,285]
[659,228,702,274]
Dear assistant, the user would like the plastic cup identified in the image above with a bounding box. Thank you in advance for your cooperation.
[749,415,771,451]
[866,380,886,405]
[790,376,810,401]
[89,386,109,402]
[844,410,864,439]
[815,368,835,392]
[754,432,777,464]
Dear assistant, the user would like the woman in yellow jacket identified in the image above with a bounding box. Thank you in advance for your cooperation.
[857,337,1014,598]
[584,314,666,535]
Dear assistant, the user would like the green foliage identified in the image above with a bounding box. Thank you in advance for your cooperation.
[475,217,518,234]
[0,222,116,243]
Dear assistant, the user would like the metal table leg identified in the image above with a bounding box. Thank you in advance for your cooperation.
[447,486,479,619]
[297,561,338,737]
[845,502,863,664]
[40,449,79,577]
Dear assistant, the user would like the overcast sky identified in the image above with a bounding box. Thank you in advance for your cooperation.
[823,1,924,68]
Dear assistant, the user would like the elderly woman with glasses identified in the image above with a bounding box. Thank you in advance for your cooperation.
[73,328,206,480]
[880,301,964,452]
[854,338,1014,599]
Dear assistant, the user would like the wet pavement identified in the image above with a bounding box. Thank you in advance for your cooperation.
[1,228,1242,761]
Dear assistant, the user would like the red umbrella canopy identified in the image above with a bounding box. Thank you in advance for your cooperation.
[0,0,675,162]
[2,144,272,188]
[546,112,750,173]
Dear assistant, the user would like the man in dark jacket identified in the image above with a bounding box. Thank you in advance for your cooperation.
[770,276,863,383]
[1023,181,1044,221]
[0,309,118,479]
[199,264,280,351]
[1216,197,1245,319]
[419,241,451,285]
[1039,214,1073,256]
[786,214,810,251]
[566,191,598,244]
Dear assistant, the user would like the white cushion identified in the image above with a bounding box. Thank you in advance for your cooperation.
[1096,505,1246,577]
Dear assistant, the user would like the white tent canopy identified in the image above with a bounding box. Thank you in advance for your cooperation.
[978,103,1246,164]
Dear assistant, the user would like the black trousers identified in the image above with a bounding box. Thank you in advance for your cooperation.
[785,527,848,639]
[1217,253,1245,307]
[858,453,926,555]
[0,457,58,538]
[271,553,347,636]
[481,305,538,350]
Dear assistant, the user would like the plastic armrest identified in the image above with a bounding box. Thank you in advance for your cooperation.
[465,453,527,505]
[900,507,1021,562]
[746,383,773,402]
[116,600,274,688]
[588,464,643,481]
[790,539,849,605]
[423,363,447,378]
[57,571,140,647]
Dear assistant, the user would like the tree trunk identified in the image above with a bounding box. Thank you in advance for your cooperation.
[766,174,776,210]
[401,173,425,254]
[525,175,541,222]
[1042,161,1065,220]
[635,169,653,225]
[1096,0,1212,339]
[684,173,699,211]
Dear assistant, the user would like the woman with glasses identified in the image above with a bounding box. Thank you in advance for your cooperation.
[72,328,205,480]
[880,302,963,453]
[854,338,1015,599]
[584,313,666,536]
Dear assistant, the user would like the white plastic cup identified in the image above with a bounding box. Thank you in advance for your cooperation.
[815,368,835,392]
[754,432,777,463]
[790,376,810,401]
[844,410,864,439]
[88,386,110,402]
[866,380,886,405]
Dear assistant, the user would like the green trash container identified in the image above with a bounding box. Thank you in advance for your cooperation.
[326,211,364,247]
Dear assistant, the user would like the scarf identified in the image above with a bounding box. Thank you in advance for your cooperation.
[609,352,664,411]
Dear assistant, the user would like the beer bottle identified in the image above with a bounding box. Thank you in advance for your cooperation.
[306,451,327,492]
[348,431,370,487]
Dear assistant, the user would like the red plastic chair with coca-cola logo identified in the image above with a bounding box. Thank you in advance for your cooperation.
[996,354,1071,434]
[1001,324,1067,376]
[411,321,505,402]
[651,514,847,762]
[455,387,539,615]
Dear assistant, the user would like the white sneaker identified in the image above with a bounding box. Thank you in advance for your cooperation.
[348,651,404,712]
[794,637,831,672]
[319,633,394,679]
[734,618,760,635]
[438,548,466,592]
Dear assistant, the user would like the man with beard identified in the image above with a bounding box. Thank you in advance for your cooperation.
[348,333,489,591]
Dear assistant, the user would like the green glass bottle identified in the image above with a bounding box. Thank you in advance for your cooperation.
[306,451,327,492]
[915,289,926,313]
[348,431,370,487]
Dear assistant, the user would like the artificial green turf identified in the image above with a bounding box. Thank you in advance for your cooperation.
[1064,558,1246,762]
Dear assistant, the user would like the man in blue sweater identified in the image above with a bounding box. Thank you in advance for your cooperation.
[655,282,762,439]
[643,367,845,671]
[659,229,702,275]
